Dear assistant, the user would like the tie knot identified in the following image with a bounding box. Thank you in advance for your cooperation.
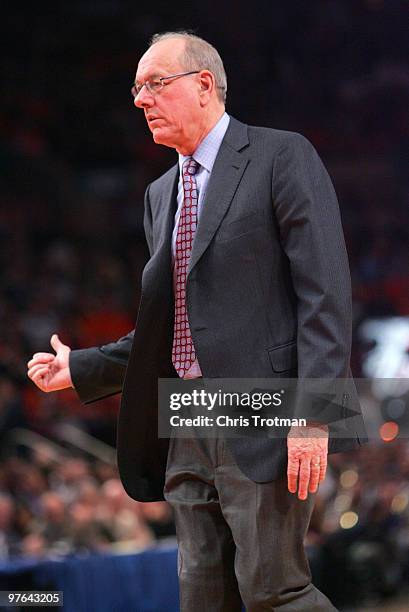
[183,157,199,176]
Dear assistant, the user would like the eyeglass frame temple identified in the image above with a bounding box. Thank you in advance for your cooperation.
[131,70,201,97]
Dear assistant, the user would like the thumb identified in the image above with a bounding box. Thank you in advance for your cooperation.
[50,334,66,353]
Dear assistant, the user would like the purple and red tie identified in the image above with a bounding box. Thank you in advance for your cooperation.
[172,157,199,378]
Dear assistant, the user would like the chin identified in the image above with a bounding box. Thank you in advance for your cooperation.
[151,128,177,149]
[152,132,165,144]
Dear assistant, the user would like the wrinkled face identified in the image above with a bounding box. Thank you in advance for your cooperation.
[133,39,204,152]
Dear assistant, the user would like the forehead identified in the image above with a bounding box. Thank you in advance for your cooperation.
[136,39,186,80]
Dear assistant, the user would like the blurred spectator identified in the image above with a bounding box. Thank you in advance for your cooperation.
[38,492,71,553]
[0,493,19,559]
[0,452,171,559]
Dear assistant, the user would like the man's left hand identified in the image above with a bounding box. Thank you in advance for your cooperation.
[287,423,329,500]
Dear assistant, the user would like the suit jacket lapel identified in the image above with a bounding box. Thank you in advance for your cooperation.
[188,118,250,276]
[153,164,178,271]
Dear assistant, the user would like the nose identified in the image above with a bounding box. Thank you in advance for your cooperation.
[133,85,154,109]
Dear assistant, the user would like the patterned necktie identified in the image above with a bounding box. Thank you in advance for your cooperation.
[172,157,200,378]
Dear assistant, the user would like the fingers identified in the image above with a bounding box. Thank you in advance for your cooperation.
[298,457,311,500]
[27,353,54,368]
[319,457,327,483]
[287,425,329,499]
[30,367,50,391]
[28,363,51,380]
[308,458,321,494]
[27,334,72,393]
[50,334,65,353]
[287,454,327,499]
[31,367,49,382]
[287,456,299,494]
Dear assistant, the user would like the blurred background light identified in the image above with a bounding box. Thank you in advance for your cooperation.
[379,421,399,442]
[340,469,359,489]
[340,511,359,530]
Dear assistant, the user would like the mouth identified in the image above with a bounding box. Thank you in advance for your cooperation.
[147,115,162,125]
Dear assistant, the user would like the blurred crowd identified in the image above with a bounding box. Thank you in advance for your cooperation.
[308,441,409,605]
[0,451,175,560]
[0,440,408,607]
[0,3,409,603]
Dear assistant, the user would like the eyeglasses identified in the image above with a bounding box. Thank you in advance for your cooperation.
[131,70,200,99]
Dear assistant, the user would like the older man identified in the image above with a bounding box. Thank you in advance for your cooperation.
[28,32,367,611]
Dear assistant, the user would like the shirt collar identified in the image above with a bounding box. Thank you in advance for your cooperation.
[178,112,230,174]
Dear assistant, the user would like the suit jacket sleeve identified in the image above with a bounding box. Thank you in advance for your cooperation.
[69,185,153,405]
[272,134,352,420]
[69,330,134,404]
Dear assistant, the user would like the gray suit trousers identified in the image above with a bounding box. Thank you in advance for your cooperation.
[164,433,337,611]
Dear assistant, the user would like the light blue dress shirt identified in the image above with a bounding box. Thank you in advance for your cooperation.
[172,111,230,378]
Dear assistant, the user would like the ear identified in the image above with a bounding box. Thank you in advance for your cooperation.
[198,70,215,104]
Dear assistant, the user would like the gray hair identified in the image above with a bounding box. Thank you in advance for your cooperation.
[149,31,227,104]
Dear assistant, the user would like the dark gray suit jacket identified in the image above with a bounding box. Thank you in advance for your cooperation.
[70,117,367,502]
